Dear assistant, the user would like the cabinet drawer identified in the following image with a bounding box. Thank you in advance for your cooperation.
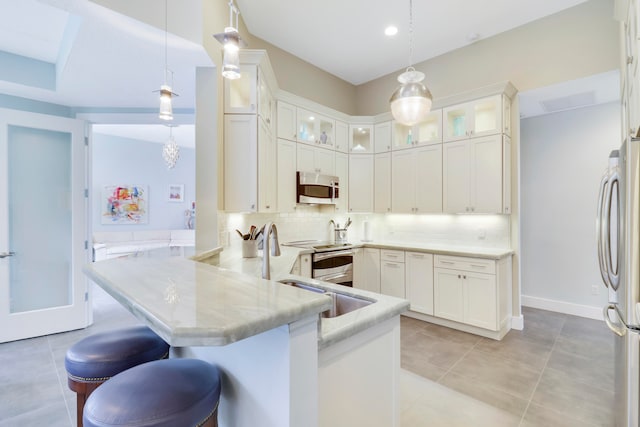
[381,250,405,263]
[434,255,495,274]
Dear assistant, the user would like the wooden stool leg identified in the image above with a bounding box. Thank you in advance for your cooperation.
[202,407,218,427]
[68,379,101,427]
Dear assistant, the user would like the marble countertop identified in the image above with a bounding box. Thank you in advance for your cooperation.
[84,250,331,347]
[355,241,513,259]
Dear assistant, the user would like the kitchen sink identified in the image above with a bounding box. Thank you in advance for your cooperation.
[278,280,373,318]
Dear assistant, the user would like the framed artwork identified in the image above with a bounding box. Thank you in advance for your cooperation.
[101,185,148,224]
[168,184,184,202]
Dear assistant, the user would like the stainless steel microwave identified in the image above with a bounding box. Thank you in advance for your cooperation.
[296,171,339,205]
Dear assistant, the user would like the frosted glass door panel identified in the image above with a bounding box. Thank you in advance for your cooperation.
[8,126,72,313]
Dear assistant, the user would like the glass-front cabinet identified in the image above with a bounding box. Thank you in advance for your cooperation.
[224,65,257,114]
[296,108,335,149]
[349,124,373,153]
[443,95,508,142]
[392,109,442,150]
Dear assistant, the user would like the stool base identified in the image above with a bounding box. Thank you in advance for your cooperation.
[68,379,102,427]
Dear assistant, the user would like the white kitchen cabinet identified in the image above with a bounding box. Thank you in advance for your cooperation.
[297,108,335,149]
[335,120,349,153]
[277,138,297,212]
[443,94,508,142]
[348,154,373,212]
[374,152,391,213]
[257,68,274,132]
[374,121,392,153]
[290,253,312,277]
[224,114,258,212]
[392,109,442,150]
[443,134,509,214]
[353,248,380,293]
[380,250,405,298]
[405,252,434,316]
[297,144,335,175]
[224,65,258,114]
[392,144,442,213]
[433,254,510,332]
[257,117,277,212]
[277,101,297,141]
[349,124,373,153]
[334,152,349,213]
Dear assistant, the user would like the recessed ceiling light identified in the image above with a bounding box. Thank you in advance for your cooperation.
[466,32,480,42]
[385,26,398,36]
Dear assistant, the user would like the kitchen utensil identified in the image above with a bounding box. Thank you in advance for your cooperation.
[235,229,245,239]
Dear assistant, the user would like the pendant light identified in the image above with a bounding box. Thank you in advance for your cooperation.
[389,0,432,126]
[156,0,178,120]
[213,0,246,80]
[163,126,180,169]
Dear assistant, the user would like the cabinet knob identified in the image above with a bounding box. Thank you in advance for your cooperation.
[471,207,475,212]
[266,118,271,124]
[628,56,634,65]
[463,275,467,279]
[251,104,256,111]
[466,207,469,212]
[293,134,297,139]
[458,274,461,279]
[266,205,270,209]
[251,204,256,209]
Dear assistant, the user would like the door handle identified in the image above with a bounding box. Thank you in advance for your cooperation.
[603,169,620,290]
[0,251,15,259]
[603,304,627,337]
[596,172,610,288]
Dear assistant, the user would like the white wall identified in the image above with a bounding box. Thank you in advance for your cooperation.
[520,101,620,317]
[92,133,195,232]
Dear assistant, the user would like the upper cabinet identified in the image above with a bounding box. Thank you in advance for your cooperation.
[392,109,442,150]
[350,124,373,153]
[443,95,510,142]
[224,65,258,114]
[277,101,297,141]
[335,121,349,153]
[374,121,392,153]
[296,108,336,149]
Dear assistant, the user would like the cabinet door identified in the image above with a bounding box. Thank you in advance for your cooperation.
[381,261,405,298]
[502,94,511,136]
[414,145,442,213]
[503,136,511,214]
[277,101,297,141]
[354,248,381,293]
[391,149,414,213]
[334,152,349,213]
[392,122,414,151]
[443,140,470,213]
[415,109,443,145]
[258,68,274,131]
[257,118,276,212]
[405,252,434,315]
[315,146,335,175]
[443,103,469,142]
[374,152,391,213]
[348,154,374,212]
[471,95,502,138]
[224,65,257,114]
[350,125,373,153]
[433,268,464,322]
[317,115,335,150]
[470,135,502,213]
[374,121,392,153]
[297,108,318,145]
[224,115,257,212]
[463,272,497,330]
[277,138,297,212]
[296,144,316,173]
[335,120,349,153]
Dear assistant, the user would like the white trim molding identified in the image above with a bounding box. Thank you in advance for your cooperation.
[521,295,603,320]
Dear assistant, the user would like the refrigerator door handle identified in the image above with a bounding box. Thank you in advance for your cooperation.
[596,172,610,288]
[603,169,621,290]
[603,304,627,337]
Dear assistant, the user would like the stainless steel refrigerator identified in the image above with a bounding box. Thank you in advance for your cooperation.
[599,138,640,427]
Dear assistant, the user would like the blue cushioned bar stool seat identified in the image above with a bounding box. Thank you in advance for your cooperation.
[65,326,170,427]
[83,358,221,427]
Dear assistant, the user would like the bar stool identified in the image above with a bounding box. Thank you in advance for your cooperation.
[64,326,170,427]
[83,358,221,427]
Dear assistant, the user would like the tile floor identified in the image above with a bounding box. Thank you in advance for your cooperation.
[0,285,615,427]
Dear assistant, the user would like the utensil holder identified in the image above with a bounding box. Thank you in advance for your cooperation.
[242,240,258,258]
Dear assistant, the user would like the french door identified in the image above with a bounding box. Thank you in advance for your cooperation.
[0,108,89,342]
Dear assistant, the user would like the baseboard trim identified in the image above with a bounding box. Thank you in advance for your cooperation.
[511,315,524,330]
[521,295,603,320]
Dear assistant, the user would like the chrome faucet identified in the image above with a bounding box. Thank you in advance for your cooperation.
[261,222,281,280]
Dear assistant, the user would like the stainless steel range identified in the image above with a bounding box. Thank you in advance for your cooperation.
[284,241,354,287]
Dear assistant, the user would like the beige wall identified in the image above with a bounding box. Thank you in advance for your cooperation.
[355,0,620,115]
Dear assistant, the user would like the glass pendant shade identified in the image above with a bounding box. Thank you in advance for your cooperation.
[389,69,433,126]
[159,84,174,121]
[218,27,242,80]
[162,134,180,169]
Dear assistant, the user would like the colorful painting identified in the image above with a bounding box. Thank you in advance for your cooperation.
[102,185,148,224]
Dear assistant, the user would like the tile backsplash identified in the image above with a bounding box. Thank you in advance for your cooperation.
[219,208,510,249]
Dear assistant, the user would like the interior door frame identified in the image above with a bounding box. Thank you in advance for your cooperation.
[0,108,90,343]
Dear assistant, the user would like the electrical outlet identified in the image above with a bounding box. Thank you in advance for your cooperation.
[591,284,600,295]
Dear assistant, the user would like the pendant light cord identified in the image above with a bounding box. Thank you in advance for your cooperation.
[408,0,413,68]
[164,0,168,84]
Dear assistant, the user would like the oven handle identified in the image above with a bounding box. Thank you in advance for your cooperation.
[313,249,354,261]
[315,271,351,283]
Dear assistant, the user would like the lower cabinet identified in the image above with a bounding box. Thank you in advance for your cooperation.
[380,250,405,298]
[433,254,510,332]
[405,252,434,316]
[353,248,381,293]
[290,253,312,277]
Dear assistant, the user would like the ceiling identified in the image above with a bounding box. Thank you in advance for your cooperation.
[0,0,618,146]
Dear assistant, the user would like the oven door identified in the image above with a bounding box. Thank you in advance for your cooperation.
[312,249,353,287]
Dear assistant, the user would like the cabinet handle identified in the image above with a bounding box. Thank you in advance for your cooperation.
[463,275,467,279]
[251,204,256,209]
[266,205,271,209]
[471,207,475,212]
[411,254,424,259]
[458,274,461,278]
[470,264,485,268]
[628,56,634,65]
[441,261,454,265]
[386,263,400,268]
[466,207,470,212]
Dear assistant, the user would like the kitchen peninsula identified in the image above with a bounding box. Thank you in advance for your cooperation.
[84,246,409,427]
